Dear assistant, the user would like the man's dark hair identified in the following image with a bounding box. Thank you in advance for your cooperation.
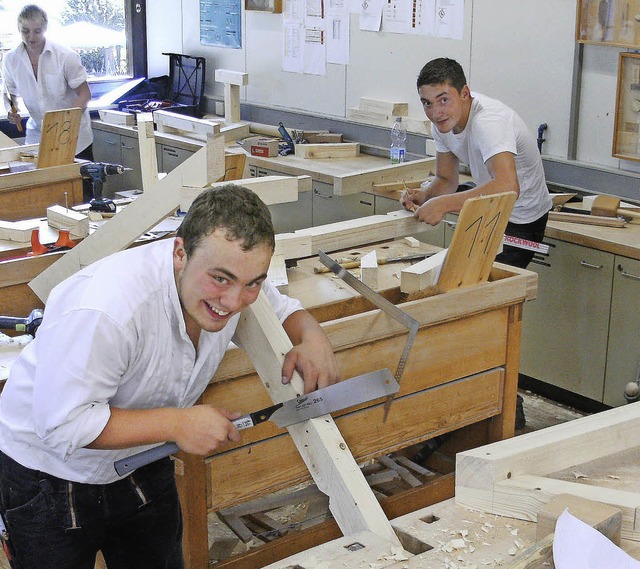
[18,4,48,27]
[417,58,467,92]
[177,184,275,257]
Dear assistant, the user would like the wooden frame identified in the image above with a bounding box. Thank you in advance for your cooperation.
[613,52,640,161]
[455,402,640,542]
[576,0,640,47]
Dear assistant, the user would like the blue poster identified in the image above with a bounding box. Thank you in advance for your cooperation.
[201,0,242,49]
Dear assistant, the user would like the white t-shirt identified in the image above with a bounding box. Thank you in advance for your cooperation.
[2,39,93,153]
[432,93,552,224]
[0,240,302,484]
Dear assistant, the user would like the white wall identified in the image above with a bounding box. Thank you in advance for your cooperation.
[146,0,637,174]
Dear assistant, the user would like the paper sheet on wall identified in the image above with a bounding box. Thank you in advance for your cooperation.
[383,0,412,34]
[304,21,327,75]
[326,13,350,64]
[359,0,384,31]
[434,0,463,39]
[410,0,436,35]
[554,510,640,569]
[283,22,304,73]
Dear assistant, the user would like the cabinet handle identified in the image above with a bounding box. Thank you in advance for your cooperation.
[313,189,331,199]
[359,200,373,206]
[104,140,117,146]
[580,260,603,270]
[618,264,640,281]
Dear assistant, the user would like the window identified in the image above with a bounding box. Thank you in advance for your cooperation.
[0,0,146,92]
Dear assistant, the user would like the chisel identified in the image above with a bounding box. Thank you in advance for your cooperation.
[313,252,433,273]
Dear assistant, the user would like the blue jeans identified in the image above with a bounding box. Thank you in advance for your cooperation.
[0,451,184,569]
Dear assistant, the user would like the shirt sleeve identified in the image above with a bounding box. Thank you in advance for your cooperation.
[62,50,88,90]
[2,54,17,95]
[31,308,132,460]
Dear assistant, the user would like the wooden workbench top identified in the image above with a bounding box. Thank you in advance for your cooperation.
[546,218,640,260]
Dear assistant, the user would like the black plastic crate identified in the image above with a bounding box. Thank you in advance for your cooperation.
[117,52,206,117]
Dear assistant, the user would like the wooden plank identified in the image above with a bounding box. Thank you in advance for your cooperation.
[548,211,627,227]
[36,108,82,168]
[214,69,250,86]
[136,113,159,191]
[294,143,360,159]
[359,250,378,289]
[0,219,39,242]
[437,192,516,292]
[400,249,447,293]
[98,109,135,126]
[0,143,39,166]
[333,157,436,195]
[0,162,80,191]
[0,131,18,147]
[28,137,226,302]
[46,205,89,239]
[154,109,222,141]
[234,292,401,546]
[359,98,409,117]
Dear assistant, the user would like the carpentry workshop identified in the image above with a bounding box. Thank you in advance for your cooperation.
[1,1,640,568]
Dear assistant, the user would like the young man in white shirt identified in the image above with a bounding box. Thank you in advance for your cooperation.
[0,184,339,568]
[401,57,552,269]
[2,5,93,164]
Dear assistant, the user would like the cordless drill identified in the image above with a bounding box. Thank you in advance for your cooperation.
[79,162,129,214]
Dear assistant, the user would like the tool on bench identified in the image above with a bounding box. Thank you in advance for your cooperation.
[591,194,640,222]
[277,122,295,156]
[313,252,433,273]
[0,309,43,337]
[114,368,399,476]
[318,249,419,419]
[80,162,131,214]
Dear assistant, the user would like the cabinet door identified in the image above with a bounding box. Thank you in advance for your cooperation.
[312,182,374,226]
[248,165,312,232]
[162,145,193,173]
[92,129,122,197]
[373,194,445,247]
[520,238,613,401]
[604,256,640,406]
[120,135,143,192]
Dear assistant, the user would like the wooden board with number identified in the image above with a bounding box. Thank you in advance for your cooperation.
[36,108,82,169]
[437,191,516,292]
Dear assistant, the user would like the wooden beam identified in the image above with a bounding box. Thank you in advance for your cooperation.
[46,205,89,239]
[235,292,401,546]
[29,136,225,302]
[359,98,409,117]
[333,157,436,195]
[294,143,360,159]
[400,249,447,293]
[154,110,222,142]
[135,113,159,190]
[0,219,39,242]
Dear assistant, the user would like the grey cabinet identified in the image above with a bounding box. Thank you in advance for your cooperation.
[520,238,614,401]
[604,256,640,406]
[159,144,193,173]
[92,128,142,197]
[312,182,374,226]
[248,165,312,233]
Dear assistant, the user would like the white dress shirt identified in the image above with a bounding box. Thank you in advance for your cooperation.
[2,39,93,153]
[0,240,302,484]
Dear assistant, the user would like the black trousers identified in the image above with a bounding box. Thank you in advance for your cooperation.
[496,212,549,269]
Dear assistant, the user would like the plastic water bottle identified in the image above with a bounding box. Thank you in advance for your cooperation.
[390,116,406,164]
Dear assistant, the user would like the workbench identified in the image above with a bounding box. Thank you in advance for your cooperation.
[0,162,84,221]
[170,239,536,568]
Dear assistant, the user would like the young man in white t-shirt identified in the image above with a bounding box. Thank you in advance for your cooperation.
[401,57,552,269]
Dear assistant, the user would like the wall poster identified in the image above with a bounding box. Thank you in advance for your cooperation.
[201,0,242,49]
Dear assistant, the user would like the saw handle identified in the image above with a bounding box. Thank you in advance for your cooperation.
[114,414,256,476]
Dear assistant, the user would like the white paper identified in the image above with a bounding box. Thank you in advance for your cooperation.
[359,0,384,31]
[434,0,463,39]
[554,509,640,569]
[383,0,412,34]
[283,22,305,73]
[410,0,435,35]
[326,14,350,64]
[303,24,327,75]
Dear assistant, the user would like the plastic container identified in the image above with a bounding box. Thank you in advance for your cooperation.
[390,116,406,164]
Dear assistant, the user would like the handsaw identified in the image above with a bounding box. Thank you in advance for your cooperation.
[114,368,398,476]
[317,249,419,420]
